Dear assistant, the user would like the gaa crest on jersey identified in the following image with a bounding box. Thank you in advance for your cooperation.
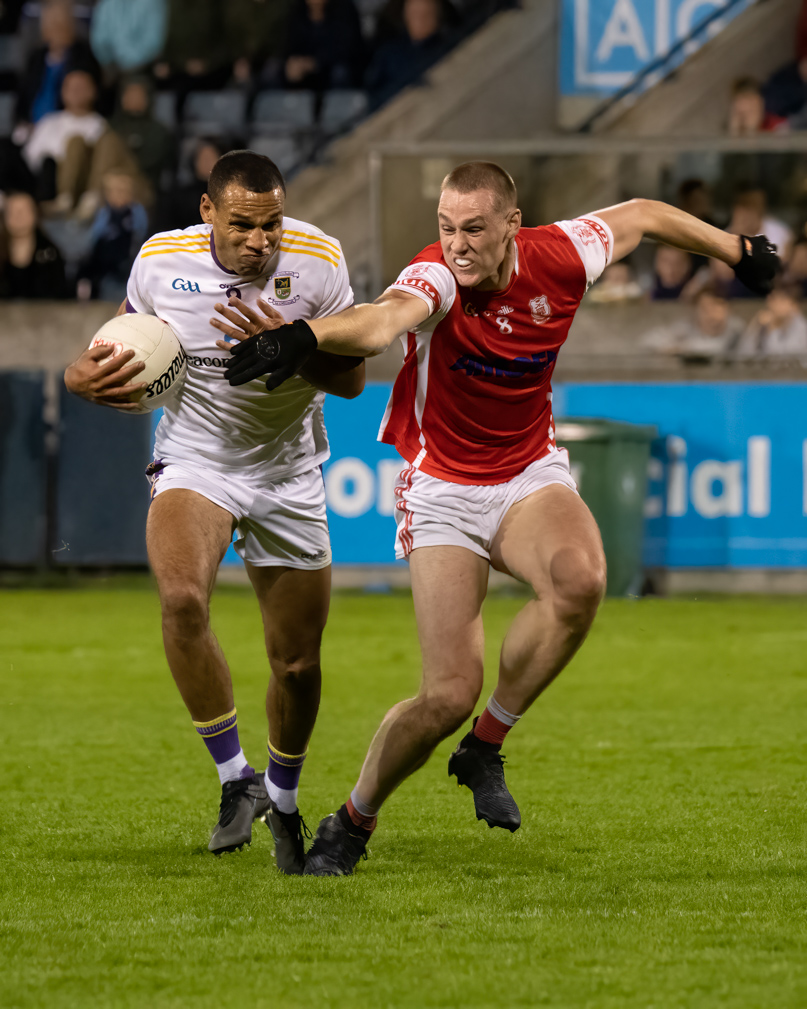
[274,276,292,300]
[530,295,551,326]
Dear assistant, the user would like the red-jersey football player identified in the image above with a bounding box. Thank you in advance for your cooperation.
[212,162,780,876]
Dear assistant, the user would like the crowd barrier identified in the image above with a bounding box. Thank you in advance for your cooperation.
[2,375,804,572]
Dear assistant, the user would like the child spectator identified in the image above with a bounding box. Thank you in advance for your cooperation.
[90,0,168,75]
[77,170,148,301]
[732,285,807,360]
[650,246,697,301]
[0,190,66,298]
[283,0,366,91]
[16,0,99,126]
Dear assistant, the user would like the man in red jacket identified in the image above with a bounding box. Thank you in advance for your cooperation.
[213,162,780,876]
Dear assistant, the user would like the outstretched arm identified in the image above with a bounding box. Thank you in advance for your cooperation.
[594,199,780,291]
[214,289,431,391]
[305,289,431,357]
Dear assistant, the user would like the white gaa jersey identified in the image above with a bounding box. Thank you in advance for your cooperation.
[125,218,353,482]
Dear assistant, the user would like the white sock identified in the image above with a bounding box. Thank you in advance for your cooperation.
[265,769,298,814]
[350,788,379,818]
[216,749,250,784]
[487,695,521,727]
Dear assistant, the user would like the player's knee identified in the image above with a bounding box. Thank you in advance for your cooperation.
[550,546,606,626]
[161,585,210,637]
[269,651,321,689]
[423,682,477,736]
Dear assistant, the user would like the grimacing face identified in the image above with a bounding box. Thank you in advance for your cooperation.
[438,188,521,290]
[200,184,284,279]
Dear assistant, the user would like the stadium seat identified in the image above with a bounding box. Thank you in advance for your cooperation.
[320,90,369,134]
[248,135,302,178]
[152,91,176,129]
[251,90,316,134]
[0,35,23,74]
[0,91,13,136]
[183,89,248,136]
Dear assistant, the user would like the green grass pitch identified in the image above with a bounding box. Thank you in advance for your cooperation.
[1,582,806,1008]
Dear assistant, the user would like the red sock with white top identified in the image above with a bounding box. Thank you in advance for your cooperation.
[472,696,521,747]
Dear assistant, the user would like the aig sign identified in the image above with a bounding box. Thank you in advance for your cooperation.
[560,0,752,95]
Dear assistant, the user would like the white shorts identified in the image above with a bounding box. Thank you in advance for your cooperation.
[393,449,578,561]
[146,459,331,569]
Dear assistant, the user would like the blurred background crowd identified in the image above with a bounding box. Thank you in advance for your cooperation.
[0,0,513,303]
[0,0,805,369]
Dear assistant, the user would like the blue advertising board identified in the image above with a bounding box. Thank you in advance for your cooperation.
[157,381,806,570]
[559,0,751,96]
[556,382,807,569]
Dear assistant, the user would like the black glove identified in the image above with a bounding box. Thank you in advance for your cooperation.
[224,319,318,390]
[732,234,781,296]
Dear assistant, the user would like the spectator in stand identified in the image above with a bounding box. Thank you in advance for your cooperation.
[650,245,697,301]
[371,0,460,46]
[156,136,227,232]
[225,0,294,88]
[783,239,807,296]
[727,77,786,135]
[152,0,228,108]
[676,178,718,227]
[587,262,643,304]
[282,0,365,91]
[23,69,143,218]
[729,187,793,259]
[642,286,745,360]
[109,76,175,204]
[90,0,168,76]
[731,284,807,361]
[16,0,100,126]
[77,169,148,301]
[709,188,794,299]
[366,0,452,109]
[0,190,66,298]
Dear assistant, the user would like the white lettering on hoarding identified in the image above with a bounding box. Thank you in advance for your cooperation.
[666,436,688,516]
[596,0,650,63]
[324,458,375,518]
[747,436,771,518]
[803,439,807,516]
[690,460,742,518]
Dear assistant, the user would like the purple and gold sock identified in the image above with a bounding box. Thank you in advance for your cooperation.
[193,707,252,784]
[265,739,307,814]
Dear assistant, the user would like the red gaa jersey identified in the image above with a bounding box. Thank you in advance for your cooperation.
[378,215,614,484]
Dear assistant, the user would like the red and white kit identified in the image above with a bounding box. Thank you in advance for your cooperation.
[379,216,614,560]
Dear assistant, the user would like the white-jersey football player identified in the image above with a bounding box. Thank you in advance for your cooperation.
[65,151,365,872]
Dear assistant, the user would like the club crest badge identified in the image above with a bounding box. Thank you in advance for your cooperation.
[274,276,292,300]
[530,295,551,326]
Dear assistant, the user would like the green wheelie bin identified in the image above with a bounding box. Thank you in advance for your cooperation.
[555,418,657,596]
